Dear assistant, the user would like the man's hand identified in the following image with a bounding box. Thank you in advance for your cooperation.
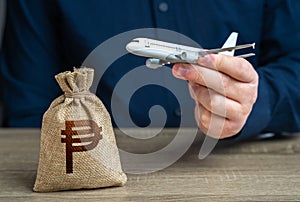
[172,54,258,139]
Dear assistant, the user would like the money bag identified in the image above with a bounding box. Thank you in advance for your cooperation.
[33,67,127,192]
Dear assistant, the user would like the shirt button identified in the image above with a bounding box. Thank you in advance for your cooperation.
[158,2,168,12]
[173,108,181,117]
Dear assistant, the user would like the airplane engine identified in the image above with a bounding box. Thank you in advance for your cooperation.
[146,58,164,69]
[180,51,199,63]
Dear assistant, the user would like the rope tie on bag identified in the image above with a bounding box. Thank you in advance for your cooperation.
[64,91,92,98]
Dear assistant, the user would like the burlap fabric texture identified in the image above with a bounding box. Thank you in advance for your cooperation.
[33,67,127,192]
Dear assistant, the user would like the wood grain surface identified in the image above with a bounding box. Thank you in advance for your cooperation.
[0,128,299,201]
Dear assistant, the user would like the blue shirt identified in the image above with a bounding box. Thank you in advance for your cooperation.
[1,0,300,139]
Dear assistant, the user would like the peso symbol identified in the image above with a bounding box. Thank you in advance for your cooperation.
[61,120,102,173]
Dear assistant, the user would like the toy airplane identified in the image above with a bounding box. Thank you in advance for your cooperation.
[126,32,255,69]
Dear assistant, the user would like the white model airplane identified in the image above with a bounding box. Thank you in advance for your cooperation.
[126,32,255,69]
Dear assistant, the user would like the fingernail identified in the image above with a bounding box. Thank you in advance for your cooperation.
[197,54,211,66]
[174,66,188,79]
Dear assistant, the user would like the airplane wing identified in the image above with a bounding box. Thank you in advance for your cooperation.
[201,43,255,55]
[200,32,255,57]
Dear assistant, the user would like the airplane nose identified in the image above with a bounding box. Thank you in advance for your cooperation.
[126,42,138,53]
[126,42,133,53]
[126,39,141,53]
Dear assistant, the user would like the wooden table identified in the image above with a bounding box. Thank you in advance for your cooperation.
[0,128,299,201]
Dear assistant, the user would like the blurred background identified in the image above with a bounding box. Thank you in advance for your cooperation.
[0,0,6,126]
[0,0,5,46]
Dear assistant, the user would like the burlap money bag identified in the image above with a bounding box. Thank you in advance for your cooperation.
[33,67,127,192]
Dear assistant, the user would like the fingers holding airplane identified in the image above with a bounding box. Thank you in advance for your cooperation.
[172,54,258,138]
[172,54,258,103]
[197,54,257,83]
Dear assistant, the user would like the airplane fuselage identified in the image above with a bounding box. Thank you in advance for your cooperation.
[126,38,202,64]
[126,33,255,69]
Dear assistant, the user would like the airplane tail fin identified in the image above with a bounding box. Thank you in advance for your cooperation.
[220,32,238,56]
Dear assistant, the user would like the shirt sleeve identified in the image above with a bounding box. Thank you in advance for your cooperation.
[238,0,300,139]
[0,0,66,127]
